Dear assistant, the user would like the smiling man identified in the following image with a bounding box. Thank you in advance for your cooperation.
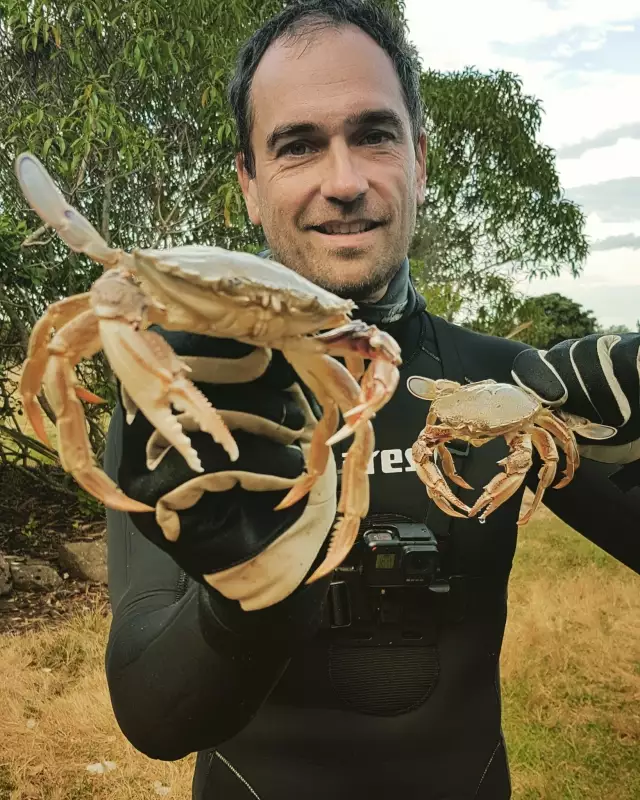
[104,2,640,799]
[234,19,426,302]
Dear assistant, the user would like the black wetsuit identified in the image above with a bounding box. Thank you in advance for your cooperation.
[104,284,640,800]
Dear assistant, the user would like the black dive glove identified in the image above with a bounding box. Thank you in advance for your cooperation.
[116,329,337,611]
[512,333,640,463]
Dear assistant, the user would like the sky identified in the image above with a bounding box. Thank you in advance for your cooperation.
[404,0,640,329]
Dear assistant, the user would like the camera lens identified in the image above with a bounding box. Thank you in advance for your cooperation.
[404,549,433,573]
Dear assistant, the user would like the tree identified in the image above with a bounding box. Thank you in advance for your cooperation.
[600,324,631,335]
[411,68,588,328]
[0,0,287,489]
[497,293,599,350]
[0,0,587,497]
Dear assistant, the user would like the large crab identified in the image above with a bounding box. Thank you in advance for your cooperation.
[15,152,403,584]
[407,377,616,525]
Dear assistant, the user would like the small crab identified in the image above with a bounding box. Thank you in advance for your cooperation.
[15,152,403,584]
[407,377,616,525]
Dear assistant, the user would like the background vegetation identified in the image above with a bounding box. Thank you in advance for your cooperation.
[0,0,598,497]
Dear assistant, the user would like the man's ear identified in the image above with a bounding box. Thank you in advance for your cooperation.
[236,153,262,225]
[415,130,427,206]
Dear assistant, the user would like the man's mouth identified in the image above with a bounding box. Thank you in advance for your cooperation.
[310,220,381,235]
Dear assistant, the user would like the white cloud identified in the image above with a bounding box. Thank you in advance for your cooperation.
[557,140,640,187]
[405,0,640,328]
[518,247,640,329]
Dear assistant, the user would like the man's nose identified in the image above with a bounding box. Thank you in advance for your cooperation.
[320,143,369,204]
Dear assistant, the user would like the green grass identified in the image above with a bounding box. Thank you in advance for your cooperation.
[501,500,640,799]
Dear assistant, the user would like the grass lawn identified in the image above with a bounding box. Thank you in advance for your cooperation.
[1,499,638,799]
[501,502,640,799]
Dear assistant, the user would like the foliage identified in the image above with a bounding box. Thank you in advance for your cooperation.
[0,0,287,483]
[481,292,600,350]
[600,323,640,335]
[0,0,588,498]
[411,68,588,327]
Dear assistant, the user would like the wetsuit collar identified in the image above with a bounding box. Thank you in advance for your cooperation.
[258,250,425,327]
[352,257,425,327]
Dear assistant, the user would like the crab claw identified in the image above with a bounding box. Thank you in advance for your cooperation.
[412,436,472,518]
[468,433,533,521]
[326,357,400,447]
[340,358,400,425]
[99,321,239,471]
[15,152,127,270]
[312,321,401,446]
[42,354,153,514]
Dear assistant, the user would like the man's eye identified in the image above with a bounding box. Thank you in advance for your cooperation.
[362,131,393,146]
[280,141,313,157]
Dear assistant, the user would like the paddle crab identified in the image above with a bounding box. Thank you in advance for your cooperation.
[407,377,616,525]
[15,152,402,584]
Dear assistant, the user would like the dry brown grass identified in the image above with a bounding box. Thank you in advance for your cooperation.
[501,499,640,799]
[0,603,196,799]
[0,496,638,799]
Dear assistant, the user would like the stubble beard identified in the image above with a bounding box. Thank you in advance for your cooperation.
[267,228,412,302]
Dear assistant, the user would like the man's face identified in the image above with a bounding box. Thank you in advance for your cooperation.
[236,24,427,301]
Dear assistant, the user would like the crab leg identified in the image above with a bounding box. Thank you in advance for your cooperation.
[420,407,474,490]
[99,321,238,471]
[275,353,341,510]
[412,428,473,518]
[19,294,93,446]
[280,349,377,582]
[41,312,153,513]
[436,443,473,490]
[15,153,130,270]
[535,410,580,489]
[468,432,533,521]
[517,427,558,526]
[306,419,375,584]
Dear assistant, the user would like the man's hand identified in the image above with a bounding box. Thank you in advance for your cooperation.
[512,333,640,464]
[113,329,337,611]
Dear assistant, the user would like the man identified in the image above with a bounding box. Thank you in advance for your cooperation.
[104,2,640,798]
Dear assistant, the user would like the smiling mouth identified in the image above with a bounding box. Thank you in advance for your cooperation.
[310,220,381,235]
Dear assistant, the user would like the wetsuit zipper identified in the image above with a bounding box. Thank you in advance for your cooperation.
[214,751,262,798]
[175,569,189,602]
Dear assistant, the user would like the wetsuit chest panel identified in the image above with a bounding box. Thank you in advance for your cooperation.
[195,313,518,800]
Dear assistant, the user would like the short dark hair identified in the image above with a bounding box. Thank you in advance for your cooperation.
[227,0,424,177]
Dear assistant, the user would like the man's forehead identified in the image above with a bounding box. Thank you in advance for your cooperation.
[249,24,408,135]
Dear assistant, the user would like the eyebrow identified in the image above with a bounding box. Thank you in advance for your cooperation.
[266,108,405,152]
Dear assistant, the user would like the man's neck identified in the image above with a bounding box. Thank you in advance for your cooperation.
[362,283,391,304]
[355,258,414,325]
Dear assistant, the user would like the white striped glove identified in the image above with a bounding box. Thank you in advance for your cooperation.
[512,334,640,464]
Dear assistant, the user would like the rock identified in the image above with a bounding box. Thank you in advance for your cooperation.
[0,554,12,596]
[58,539,107,584]
[10,560,62,592]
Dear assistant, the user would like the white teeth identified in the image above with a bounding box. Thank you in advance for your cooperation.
[322,222,372,235]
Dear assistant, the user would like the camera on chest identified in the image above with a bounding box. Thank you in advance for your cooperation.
[358,520,440,587]
[321,517,449,643]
